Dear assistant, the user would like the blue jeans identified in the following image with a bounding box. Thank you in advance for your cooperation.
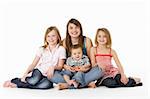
[11,69,53,89]
[61,70,77,77]
[49,70,66,84]
[72,66,103,88]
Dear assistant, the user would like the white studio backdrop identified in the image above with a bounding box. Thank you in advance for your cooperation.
[0,0,150,98]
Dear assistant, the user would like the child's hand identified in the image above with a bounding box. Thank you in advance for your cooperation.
[69,66,76,72]
[75,66,85,72]
[46,66,55,79]
[74,66,80,71]
[121,74,129,85]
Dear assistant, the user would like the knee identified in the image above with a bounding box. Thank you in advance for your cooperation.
[25,76,41,85]
[32,69,42,76]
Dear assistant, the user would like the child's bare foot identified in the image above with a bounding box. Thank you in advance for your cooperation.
[9,83,17,88]
[3,81,17,88]
[88,82,96,88]
[72,80,79,88]
[58,83,69,90]
[3,81,10,87]
[67,80,74,86]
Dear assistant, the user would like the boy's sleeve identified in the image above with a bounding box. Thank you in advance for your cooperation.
[83,55,90,65]
[66,57,71,66]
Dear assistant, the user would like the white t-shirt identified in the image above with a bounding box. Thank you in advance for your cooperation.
[36,44,66,75]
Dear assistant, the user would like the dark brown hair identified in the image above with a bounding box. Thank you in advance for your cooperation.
[65,18,84,56]
[70,44,82,51]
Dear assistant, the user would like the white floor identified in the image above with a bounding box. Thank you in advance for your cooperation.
[0,85,148,99]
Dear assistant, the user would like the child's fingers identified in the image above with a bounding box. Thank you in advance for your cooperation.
[121,78,128,85]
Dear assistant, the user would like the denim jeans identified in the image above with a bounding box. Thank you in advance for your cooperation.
[61,70,76,77]
[72,66,103,88]
[49,70,66,84]
[11,69,53,89]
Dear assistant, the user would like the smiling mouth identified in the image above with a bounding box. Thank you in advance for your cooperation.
[49,40,55,43]
[72,32,78,35]
[100,41,104,42]
[76,57,80,59]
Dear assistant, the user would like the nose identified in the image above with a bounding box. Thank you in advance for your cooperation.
[72,28,76,32]
[49,36,53,40]
[100,37,104,40]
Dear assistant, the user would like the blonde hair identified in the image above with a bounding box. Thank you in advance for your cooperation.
[95,28,112,48]
[43,26,61,48]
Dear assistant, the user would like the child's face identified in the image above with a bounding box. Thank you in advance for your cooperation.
[46,30,58,46]
[71,48,83,61]
[97,31,107,45]
[68,23,81,38]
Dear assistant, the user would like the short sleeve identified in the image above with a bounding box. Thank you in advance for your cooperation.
[83,55,90,65]
[66,57,72,66]
[59,46,66,60]
[36,47,43,57]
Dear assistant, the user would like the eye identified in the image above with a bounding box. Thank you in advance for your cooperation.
[98,35,101,38]
[69,26,73,30]
[47,35,50,37]
[52,35,56,37]
[103,35,106,38]
[75,26,79,30]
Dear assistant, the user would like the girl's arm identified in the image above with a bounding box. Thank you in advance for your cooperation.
[55,46,66,70]
[112,49,128,84]
[22,56,40,81]
[86,37,93,59]
[112,49,125,75]
[90,47,97,67]
[47,59,65,79]
[54,59,65,70]
[63,64,69,69]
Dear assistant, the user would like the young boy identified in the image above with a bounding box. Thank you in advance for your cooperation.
[59,44,91,89]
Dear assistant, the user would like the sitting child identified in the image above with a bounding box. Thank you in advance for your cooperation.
[90,28,142,88]
[3,26,66,89]
[59,44,91,89]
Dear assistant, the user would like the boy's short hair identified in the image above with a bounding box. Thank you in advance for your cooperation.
[70,44,82,53]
